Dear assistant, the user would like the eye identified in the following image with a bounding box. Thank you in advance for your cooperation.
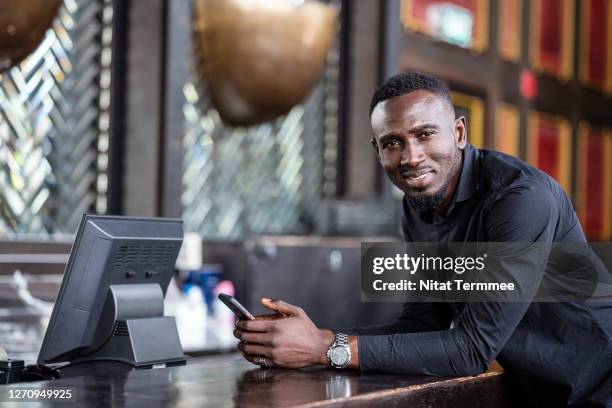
[382,139,402,149]
[418,130,435,139]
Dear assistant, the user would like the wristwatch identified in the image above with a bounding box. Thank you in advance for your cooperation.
[327,333,351,369]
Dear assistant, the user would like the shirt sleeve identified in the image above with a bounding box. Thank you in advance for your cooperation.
[358,181,559,375]
[334,302,453,336]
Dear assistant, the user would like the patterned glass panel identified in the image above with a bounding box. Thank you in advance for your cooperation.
[182,1,341,240]
[0,0,113,234]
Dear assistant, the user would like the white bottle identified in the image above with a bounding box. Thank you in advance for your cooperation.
[175,285,207,352]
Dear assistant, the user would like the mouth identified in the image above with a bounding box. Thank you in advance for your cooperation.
[401,170,435,188]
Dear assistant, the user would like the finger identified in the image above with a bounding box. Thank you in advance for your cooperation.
[253,313,282,321]
[238,342,271,357]
[239,351,260,366]
[236,319,275,332]
[233,328,245,340]
[234,329,271,345]
[242,353,276,368]
[261,298,304,317]
[242,353,260,366]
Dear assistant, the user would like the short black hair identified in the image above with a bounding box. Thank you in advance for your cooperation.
[369,72,453,116]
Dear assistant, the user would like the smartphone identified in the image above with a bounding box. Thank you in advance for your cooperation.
[218,293,255,320]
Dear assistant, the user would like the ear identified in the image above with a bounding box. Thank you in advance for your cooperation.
[454,116,467,149]
[371,138,381,159]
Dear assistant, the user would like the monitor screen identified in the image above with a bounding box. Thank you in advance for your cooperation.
[38,215,183,366]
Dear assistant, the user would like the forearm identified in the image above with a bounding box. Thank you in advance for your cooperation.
[354,300,536,376]
[357,329,487,376]
[333,310,452,336]
[320,329,482,375]
[333,320,423,336]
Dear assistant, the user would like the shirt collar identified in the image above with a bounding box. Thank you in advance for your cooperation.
[454,143,480,203]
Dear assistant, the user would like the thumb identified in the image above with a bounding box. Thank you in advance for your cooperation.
[261,298,304,317]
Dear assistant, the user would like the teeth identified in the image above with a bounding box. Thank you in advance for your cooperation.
[409,173,429,180]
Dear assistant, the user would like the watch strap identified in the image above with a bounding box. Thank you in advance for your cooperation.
[335,333,348,347]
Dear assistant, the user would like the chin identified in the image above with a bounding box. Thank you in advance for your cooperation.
[405,186,434,197]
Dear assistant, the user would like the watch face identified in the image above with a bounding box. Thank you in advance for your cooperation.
[330,346,349,365]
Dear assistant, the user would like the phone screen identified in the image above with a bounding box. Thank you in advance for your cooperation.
[218,293,255,320]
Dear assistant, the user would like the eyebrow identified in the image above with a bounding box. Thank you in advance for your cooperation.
[378,123,440,143]
[408,123,440,133]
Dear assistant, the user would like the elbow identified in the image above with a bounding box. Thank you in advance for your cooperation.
[450,330,495,377]
[453,344,491,376]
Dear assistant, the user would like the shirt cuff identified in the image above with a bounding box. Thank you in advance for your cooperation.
[358,335,391,371]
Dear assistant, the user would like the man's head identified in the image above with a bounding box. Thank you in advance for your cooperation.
[369,72,467,212]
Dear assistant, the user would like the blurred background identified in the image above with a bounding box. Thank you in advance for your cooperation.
[0,0,610,362]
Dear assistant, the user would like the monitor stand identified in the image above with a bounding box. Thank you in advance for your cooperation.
[72,284,186,367]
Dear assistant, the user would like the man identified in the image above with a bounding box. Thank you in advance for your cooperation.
[234,72,612,407]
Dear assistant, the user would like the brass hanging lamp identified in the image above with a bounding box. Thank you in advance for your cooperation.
[193,0,338,127]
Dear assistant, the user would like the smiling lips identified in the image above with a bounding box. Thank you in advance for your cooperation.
[402,170,434,188]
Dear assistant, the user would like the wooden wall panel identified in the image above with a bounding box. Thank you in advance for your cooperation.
[495,103,520,157]
[529,0,574,80]
[527,112,572,194]
[577,124,612,240]
[579,0,612,93]
[498,0,522,62]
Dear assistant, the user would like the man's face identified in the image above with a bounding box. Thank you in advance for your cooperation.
[370,90,467,210]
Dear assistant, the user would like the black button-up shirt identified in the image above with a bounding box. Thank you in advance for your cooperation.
[343,145,612,407]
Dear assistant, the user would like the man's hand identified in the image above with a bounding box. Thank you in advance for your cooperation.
[233,298,335,368]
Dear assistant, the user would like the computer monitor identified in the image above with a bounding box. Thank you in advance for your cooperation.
[37,215,185,367]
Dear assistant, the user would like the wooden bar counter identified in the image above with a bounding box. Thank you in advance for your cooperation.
[2,354,509,407]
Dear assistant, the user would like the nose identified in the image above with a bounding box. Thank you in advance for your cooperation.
[401,140,426,168]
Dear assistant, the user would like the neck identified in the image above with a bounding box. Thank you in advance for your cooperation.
[434,152,464,215]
